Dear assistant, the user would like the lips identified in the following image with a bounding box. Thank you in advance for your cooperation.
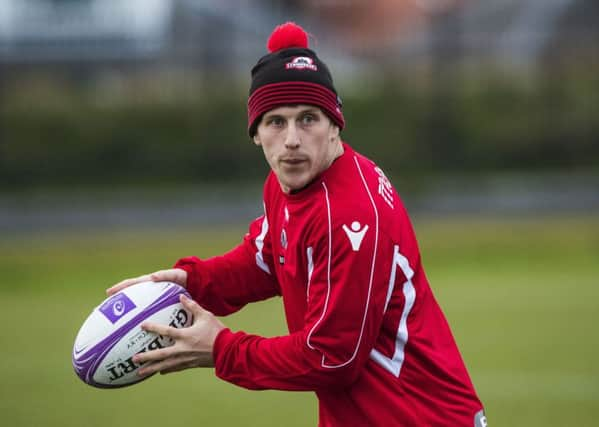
[281,157,308,165]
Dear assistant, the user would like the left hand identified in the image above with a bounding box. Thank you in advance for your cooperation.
[134,294,225,376]
[106,268,188,296]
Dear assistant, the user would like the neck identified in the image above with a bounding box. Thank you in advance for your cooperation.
[327,140,344,169]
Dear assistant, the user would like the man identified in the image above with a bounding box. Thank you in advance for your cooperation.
[108,22,486,426]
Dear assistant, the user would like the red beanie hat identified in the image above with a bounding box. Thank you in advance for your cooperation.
[247,22,345,137]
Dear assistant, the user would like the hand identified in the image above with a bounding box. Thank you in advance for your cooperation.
[134,294,225,376]
[106,268,188,296]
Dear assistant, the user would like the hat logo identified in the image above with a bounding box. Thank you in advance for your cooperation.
[285,56,318,71]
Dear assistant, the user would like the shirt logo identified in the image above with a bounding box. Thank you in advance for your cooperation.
[342,221,369,251]
[375,166,394,209]
[285,56,318,71]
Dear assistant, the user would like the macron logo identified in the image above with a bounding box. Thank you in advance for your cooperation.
[342,221,369,251]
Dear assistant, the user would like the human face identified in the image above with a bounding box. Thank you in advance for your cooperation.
[253,105,342,193]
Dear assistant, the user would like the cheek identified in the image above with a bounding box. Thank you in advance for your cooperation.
[261,145,279,169]
[315,142,331,166]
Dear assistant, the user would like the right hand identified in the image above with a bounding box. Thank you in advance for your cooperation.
[106,268,188,296]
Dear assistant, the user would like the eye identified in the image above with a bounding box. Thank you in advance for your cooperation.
[267,116,285,127]
[301,113,317,125]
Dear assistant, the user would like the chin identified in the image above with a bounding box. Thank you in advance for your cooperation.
[277,171,304,188]
[282,178,310,193]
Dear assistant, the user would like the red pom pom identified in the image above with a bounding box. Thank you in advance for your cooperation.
[267,22,309,53]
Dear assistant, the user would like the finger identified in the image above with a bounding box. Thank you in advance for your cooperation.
[106,274,152,295]
[160,352,214,374]
[133,345,176,365]
[139,354,195,377]
[140,321,183,340]
[150,268,187,287]
[137,361,161,378]
[159,366,185,375]
[159,356,200,375]
[180,293,205,316]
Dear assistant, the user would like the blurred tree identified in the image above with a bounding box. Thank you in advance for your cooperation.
[427,6,464,170]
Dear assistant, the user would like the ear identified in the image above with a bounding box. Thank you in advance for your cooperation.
[253,133,262,146]
[329,124,340,142]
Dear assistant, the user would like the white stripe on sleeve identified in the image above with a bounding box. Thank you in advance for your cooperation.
[254,205,271,275]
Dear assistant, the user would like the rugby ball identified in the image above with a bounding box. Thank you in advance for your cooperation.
[72,281,192,388]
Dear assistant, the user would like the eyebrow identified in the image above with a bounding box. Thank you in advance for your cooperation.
[263,108,320,121]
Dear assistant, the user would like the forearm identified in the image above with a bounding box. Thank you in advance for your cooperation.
[175,243,279,316]
[213,329,363,391]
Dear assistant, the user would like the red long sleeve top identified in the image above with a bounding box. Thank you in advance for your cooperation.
[175,143,485,426]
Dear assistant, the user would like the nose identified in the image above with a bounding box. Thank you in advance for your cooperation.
[284,122,300,149]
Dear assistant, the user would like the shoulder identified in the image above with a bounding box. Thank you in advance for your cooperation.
[311,156,378,250]
[324,145,412,244]
[324,147,391,218]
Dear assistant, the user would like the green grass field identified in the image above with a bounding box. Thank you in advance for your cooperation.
[1,215,598,426]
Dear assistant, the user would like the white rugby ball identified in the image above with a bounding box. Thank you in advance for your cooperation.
[72,281,192,388]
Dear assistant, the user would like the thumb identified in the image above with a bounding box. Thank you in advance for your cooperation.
[150,268,188,287]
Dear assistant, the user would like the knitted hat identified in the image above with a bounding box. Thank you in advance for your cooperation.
[247,22,345,137]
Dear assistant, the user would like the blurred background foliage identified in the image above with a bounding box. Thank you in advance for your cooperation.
[1,0,598,194]
[1,68,598,190]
